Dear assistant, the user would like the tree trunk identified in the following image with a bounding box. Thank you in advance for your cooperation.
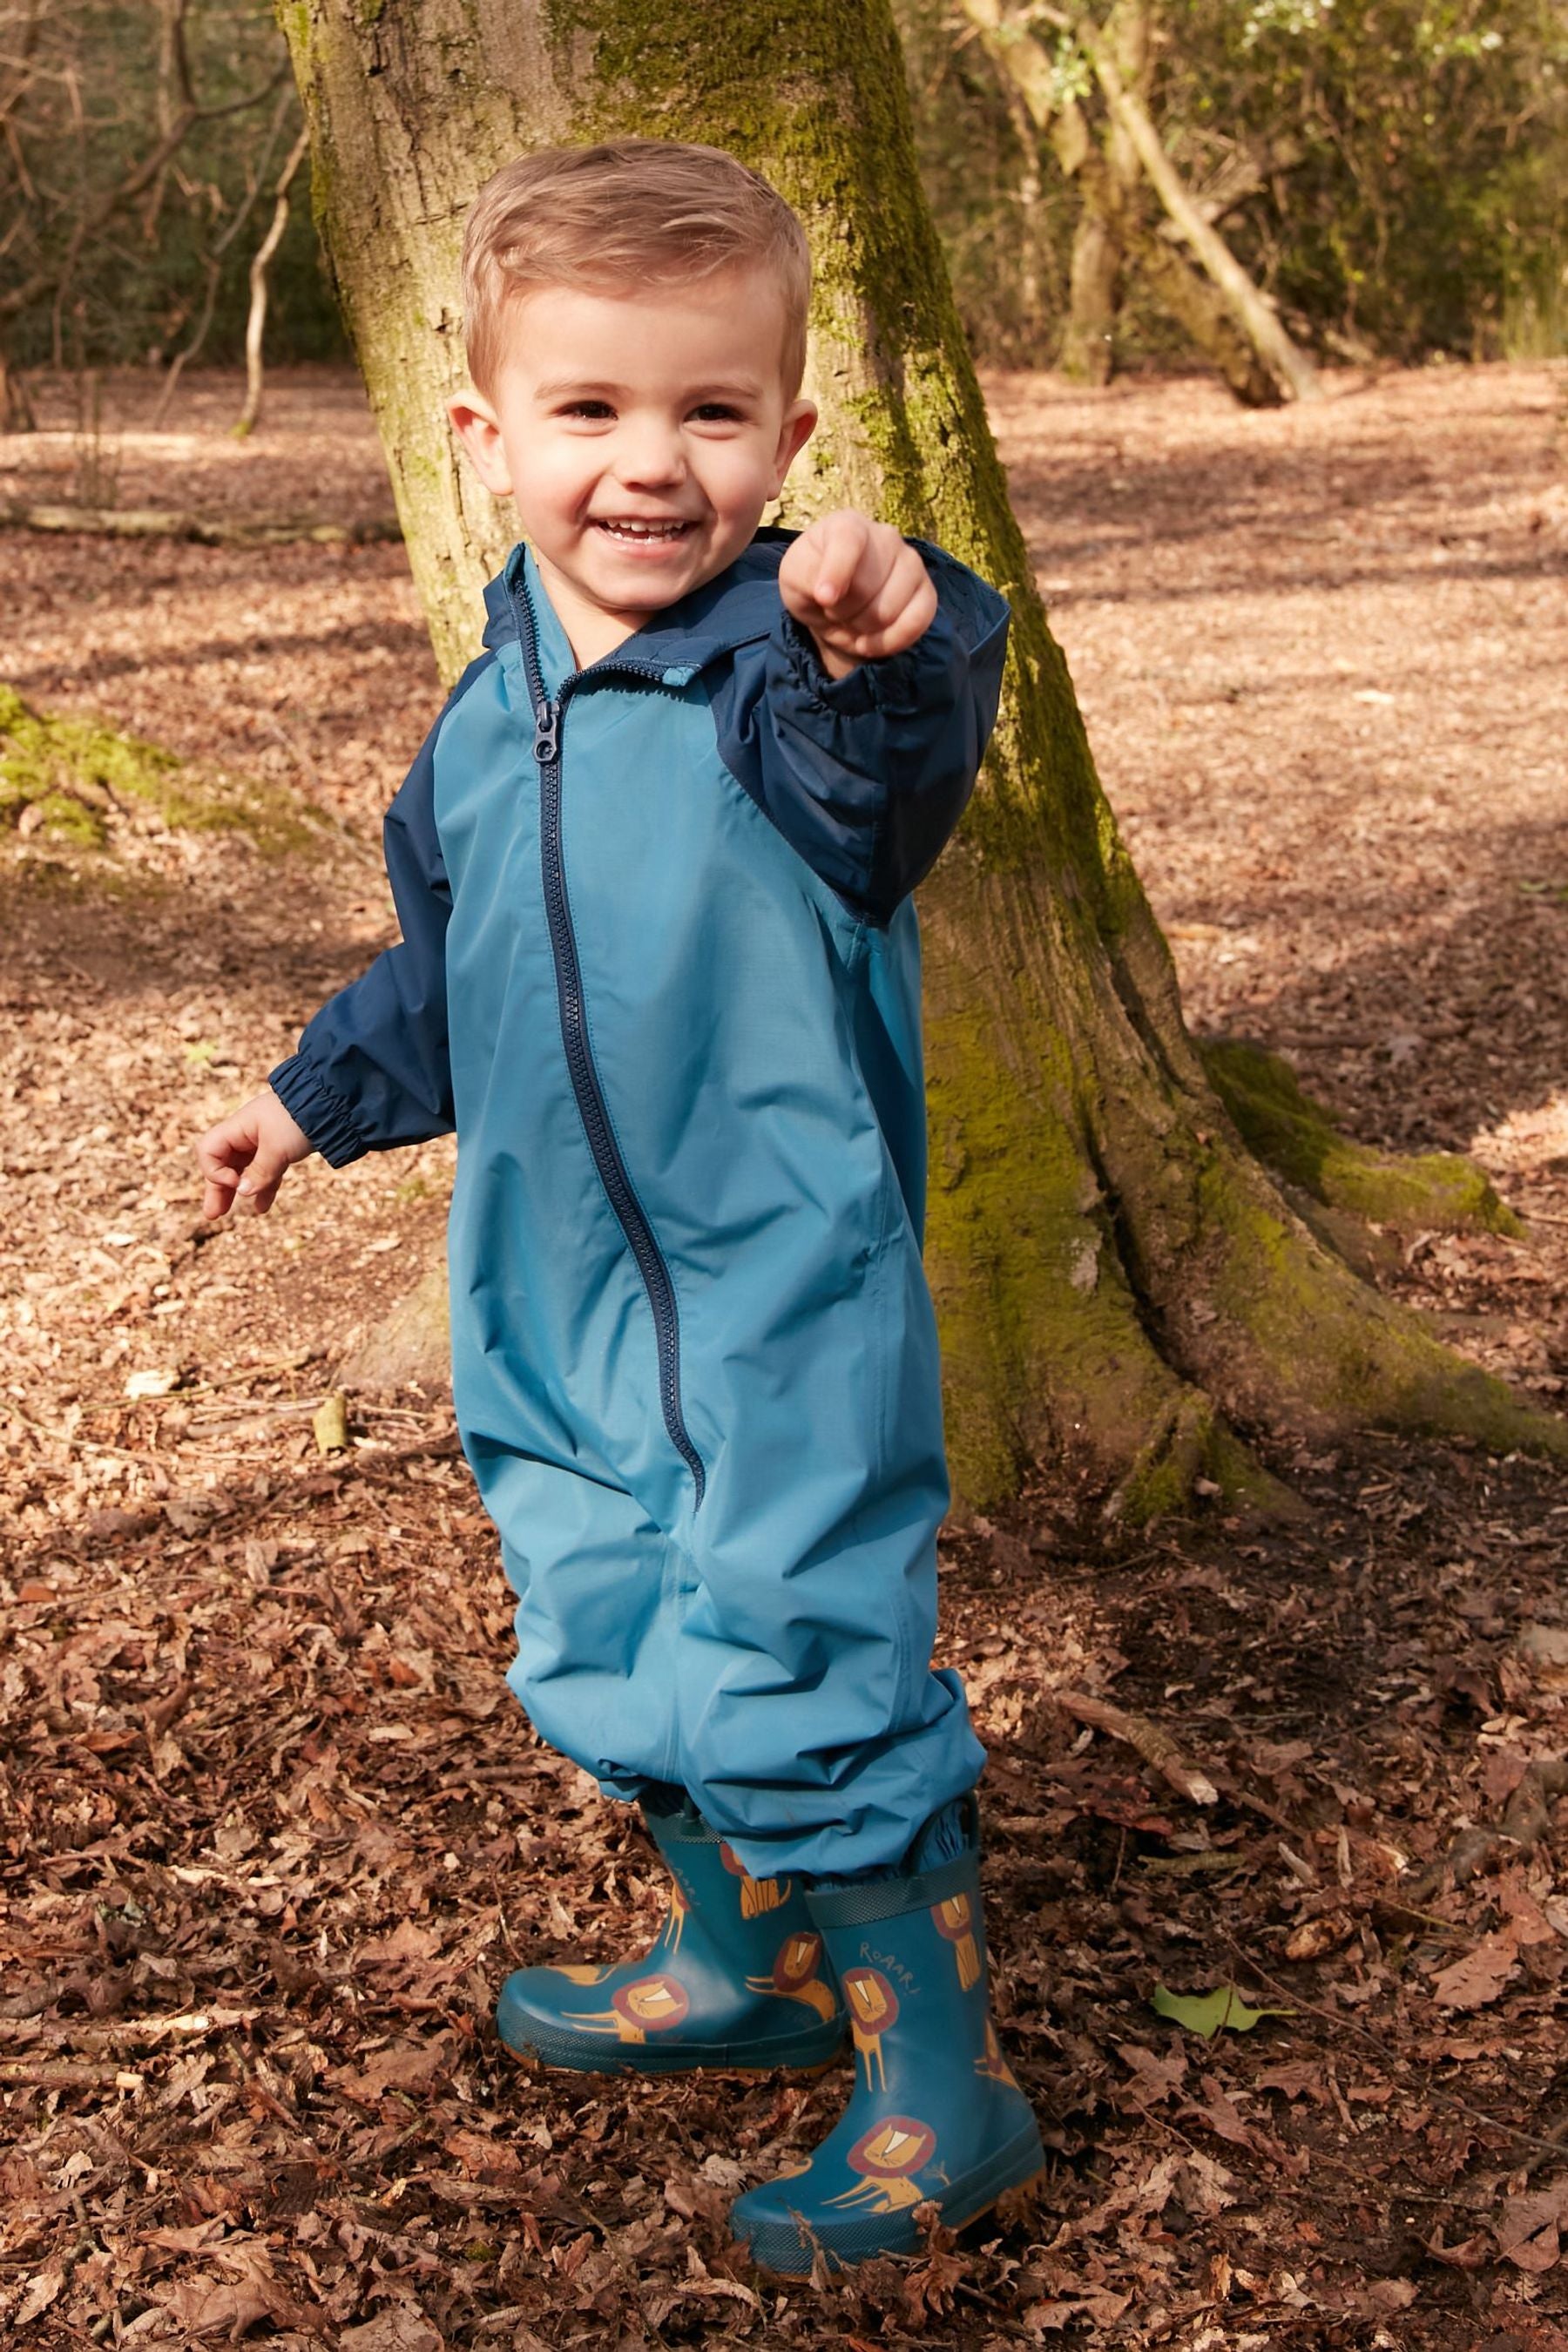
[994,74,1050,357]
[1061,201,1119,384]
[0,340,35,432]
[1123,215,1285,409]
[277,0,1563,1516]
[1059,0,1143,384]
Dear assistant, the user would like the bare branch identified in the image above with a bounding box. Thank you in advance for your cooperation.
[0,59,291,328]
[237,121,312,436]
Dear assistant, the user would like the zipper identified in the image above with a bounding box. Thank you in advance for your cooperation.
[510,578,706,1509]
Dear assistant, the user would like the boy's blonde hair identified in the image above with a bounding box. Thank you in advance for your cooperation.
[461,140,812,400]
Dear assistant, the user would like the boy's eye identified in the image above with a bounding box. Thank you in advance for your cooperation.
[691,402,742,423]
[561,400,614,420]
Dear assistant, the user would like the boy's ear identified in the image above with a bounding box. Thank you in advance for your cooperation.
[447,387,513,497]
[769,397,818,497]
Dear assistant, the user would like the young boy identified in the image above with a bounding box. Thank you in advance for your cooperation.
[195,139,1043,2274]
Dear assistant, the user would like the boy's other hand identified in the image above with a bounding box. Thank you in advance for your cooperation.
[195,1088,313,1220]
[779,510,938,680]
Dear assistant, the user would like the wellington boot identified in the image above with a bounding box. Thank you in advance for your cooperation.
[729,1808,1044,2273]
[497,1803,846,2076]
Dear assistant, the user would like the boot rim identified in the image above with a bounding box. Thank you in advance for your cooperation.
[806,1844,974,1926]
[643,1805,723,1849]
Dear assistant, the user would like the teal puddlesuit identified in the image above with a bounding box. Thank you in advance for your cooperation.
[268,530,1044,2266]
[270,530,1005,1882]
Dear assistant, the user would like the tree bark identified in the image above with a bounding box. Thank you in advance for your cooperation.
[0,341,35,433]
[1124,213,1285,409]
[277,0,1562,1517]
[993,74,1050,355]
[1059,0,1142,383]
[1061,202,1119,384]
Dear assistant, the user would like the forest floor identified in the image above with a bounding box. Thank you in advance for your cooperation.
[1,359,1566,2352]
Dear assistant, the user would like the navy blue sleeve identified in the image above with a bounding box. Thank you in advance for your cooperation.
[711,540,1010,925]
[267,653,492,1166]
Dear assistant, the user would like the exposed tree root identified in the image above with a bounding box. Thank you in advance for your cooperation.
[919,835,1565,1520]
[1184,1134,1566,1462]
[1201,1036,1524,1239]
[1104,1385,1299,1527]
[335,1259,449,1392]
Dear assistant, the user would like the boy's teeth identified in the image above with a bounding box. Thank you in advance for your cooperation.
[600,519,687,540]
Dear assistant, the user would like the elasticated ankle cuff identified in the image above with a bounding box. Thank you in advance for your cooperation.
[805,1792,977,1898]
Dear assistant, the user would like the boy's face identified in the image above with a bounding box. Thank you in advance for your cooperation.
[449,267,816,662]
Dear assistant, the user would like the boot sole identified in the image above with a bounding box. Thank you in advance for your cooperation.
[734,2121,1046,2275]
[498,2023,847,2078]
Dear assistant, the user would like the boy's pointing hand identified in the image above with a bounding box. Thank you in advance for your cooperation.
[779,510,938,680]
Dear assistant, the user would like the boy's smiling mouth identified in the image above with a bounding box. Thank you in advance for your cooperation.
[593,518,697,543]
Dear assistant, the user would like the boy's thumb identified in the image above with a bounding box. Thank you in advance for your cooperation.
[237,1144,290,1200]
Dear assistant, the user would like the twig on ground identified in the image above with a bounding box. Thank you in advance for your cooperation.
[0,2059,133,2087]
[1057,1689,1219,1806]
[0,2009,258,2052]
[5,1403,177,1466]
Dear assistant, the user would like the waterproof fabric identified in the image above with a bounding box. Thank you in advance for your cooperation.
[729,1805,1044,2273]
[269,529,1007,1879]
[497,1797,846,2073]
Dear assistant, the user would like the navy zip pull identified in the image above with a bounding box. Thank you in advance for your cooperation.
[532,700,560,766]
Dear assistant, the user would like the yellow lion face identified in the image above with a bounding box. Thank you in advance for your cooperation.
[774,1932,823,1992]
[844,1967,899,2033]
[847,2117,936,2180]
[612,1975,690,2031]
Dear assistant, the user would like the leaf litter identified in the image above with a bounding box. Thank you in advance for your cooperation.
[1,360,1566,2349]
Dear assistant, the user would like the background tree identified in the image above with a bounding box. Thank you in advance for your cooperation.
[276,0,1564,1519]
[7,3,1560,402]
[959,0,1309,402]
[234,119,312,436]
[1164,0,1568,363]
[0,0,344,427]
[896,0,1568,373]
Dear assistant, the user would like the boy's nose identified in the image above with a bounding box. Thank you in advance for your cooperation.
[612,422,687,490]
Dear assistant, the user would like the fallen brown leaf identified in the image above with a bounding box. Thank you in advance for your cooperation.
[1497,2179,1568,2274]
[1429,1928,1521,2011]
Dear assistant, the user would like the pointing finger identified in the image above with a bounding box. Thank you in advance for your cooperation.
[809,510,871,607]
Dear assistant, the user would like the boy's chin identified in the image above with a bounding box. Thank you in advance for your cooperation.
[588,553,727,610]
